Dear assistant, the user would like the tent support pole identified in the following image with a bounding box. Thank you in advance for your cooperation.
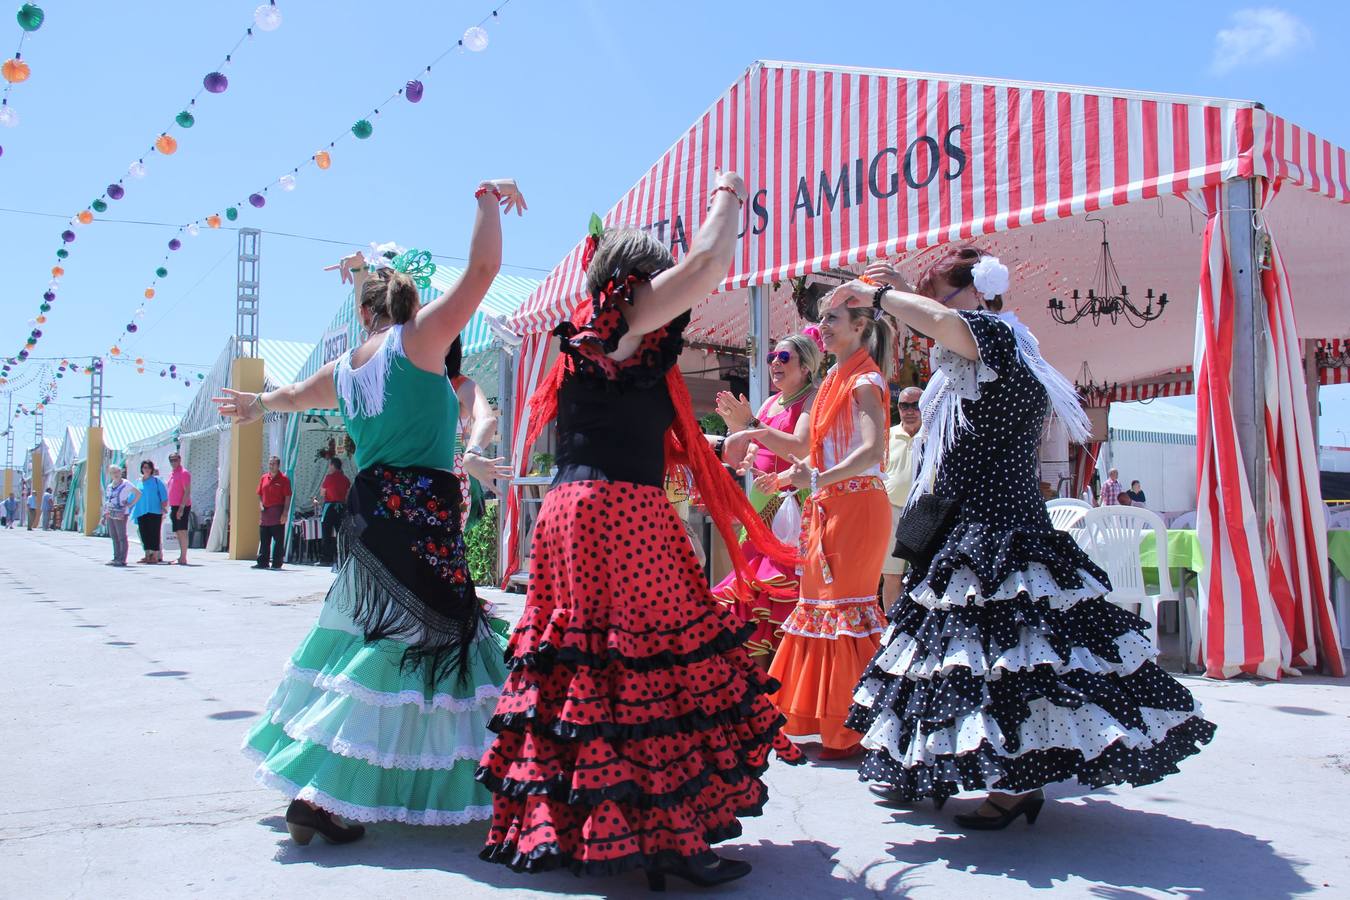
[1302,338,1319,450]
[747,286,770,412]
[1226,177,1267,552]
[496,347,514,585]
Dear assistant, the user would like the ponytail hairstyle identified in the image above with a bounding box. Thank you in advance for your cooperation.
[585,227,675,297]
[844,307,896,376]
[916,244,1004,312]
[360,268,420,326]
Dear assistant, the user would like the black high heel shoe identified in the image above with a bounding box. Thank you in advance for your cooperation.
[867,784,946,810]
[284,799,366,845]
[953,792,1045,830]
[645,856,752,891]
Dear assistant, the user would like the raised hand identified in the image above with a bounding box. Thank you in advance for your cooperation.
[214,388,264,424]
[829,279,876,310]
[481,179,528,216]
[338,251,367,285]
[863,262,913,292]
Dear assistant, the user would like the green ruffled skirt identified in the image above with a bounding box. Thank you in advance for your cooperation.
[242,561,509,825]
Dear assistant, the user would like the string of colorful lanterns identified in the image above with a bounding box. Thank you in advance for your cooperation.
[104,353,208,389]
[107,3,507,361]
[3,2,282,375]
[0,4,43,144]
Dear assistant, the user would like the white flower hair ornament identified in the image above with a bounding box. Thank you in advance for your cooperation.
[971,255,1010,300]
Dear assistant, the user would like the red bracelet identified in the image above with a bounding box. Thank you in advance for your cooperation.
[475,186,502,201]
[707,185,745,208]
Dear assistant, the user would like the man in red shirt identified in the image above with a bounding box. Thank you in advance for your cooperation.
[316,457,351,567]
[254,456,292,570]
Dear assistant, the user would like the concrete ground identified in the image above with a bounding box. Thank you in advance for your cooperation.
[2,527,1346,899]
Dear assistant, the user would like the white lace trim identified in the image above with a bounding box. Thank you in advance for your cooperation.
[906,341,999,508]
[334,326,403,418]
[781,623,887,640]
[281,662,503,712]
[252,767,494,826]
[279,717,491,771]
[856,628,1157,693]
[908,562,1110,611]
[859,699,1199,769]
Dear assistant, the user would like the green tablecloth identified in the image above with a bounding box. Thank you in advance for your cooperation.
[1328,530,1350,581]
[1139,529,1205,573]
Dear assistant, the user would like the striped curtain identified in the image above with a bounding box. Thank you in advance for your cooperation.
[1257,179,1343,676]
[1190,181,1343,678]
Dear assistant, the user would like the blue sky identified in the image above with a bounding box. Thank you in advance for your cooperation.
[2,0,1347,444]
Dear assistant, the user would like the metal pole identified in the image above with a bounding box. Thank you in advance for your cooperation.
[88,357,103,427]
[496,348,513,585]
[747,285,770,411]
[1225,178,1267,545]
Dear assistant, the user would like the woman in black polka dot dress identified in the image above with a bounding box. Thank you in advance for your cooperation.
[835,246,1215,829]
[476,172,802,889]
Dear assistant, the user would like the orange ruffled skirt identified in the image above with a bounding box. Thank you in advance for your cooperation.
[768,478,889,750]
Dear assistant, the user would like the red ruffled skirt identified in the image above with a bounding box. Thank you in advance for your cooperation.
[477,480,801,875]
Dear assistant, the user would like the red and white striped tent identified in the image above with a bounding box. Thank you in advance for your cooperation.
[504,61,1347,680]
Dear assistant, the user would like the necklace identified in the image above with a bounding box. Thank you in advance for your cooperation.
[774,383,812,410]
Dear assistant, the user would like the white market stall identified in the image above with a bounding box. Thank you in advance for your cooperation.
[503,60,1347,680]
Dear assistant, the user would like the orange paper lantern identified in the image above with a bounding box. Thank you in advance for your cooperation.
[110,346,121,356]
[206,214,221,228]
[135,357,144,365]
[51,266,64,277]
[36,315,46,324]
[315,150,332,170]
[77,210,93,224]
[144,288,155,299]
[155,133,178,155]
[2,58,30,83]
[137,367,145,374]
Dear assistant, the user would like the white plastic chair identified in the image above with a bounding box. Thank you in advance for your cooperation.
[1047,498,1092,549]
[1079,506,1193,657]
[1169,510,1197,530]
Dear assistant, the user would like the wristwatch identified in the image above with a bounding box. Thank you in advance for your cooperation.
[465,444,486,457]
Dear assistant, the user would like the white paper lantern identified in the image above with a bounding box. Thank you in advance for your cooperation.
[0,105,18,127]
[463,26,489,52]
[186,223,200,237]
[128,161,147,178]
[279,173,296,191]
[253,3,282,32]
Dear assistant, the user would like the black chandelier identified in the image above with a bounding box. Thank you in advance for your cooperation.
[1315,343,1350,369]
[1048,216,1168,328]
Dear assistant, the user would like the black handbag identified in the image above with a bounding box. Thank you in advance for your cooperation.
[892,493,959,563]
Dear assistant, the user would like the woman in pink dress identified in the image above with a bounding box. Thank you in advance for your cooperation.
[711,332,822,666]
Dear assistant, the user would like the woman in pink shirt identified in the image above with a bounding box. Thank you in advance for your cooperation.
[166,451,192,565]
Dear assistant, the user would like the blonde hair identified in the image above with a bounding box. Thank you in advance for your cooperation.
[846,307,896,376]
[777,333,824,384]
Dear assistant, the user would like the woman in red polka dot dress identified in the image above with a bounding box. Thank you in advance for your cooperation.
[476,172,803,890]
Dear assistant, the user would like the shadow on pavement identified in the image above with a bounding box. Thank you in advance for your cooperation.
[882,796,1312,898]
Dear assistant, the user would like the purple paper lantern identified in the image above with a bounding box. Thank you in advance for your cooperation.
[405,80,424,103]
[204,71,229,93]
[248,193,265,208]
[168,238,181,251]
[61,230,75,243]
[127,323,138,333]
[108,184,125,200]
[42,290,54,301]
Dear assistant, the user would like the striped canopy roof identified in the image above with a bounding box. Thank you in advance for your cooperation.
[507,60,1350,389]
[101,410,181,452]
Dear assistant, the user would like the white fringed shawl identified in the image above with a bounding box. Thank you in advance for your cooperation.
[334,325,404,419]
[907,311,1090,508]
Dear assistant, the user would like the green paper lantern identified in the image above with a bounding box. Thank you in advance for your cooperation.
[17,4,43,32]
[225,206,238,221]
[352,119,373,139]
[56,248,68,259]
[39,302,50,312]
[92,199,108,213]
[155,266,168,278]
[175,110,195,128]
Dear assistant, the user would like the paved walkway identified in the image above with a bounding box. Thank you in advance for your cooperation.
[2,528,1345,898]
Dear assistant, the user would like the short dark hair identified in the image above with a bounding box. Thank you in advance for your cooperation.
[328,457,343,471]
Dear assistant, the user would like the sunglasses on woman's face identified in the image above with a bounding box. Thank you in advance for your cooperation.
[766,350,795,364]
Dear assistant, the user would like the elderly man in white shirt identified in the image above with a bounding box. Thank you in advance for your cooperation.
[881,386,923,613]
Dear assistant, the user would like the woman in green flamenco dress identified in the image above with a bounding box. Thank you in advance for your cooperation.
[214,179,526,845]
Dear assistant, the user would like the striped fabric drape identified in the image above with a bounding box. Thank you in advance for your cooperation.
[1256,179,1344,676]
[1189,181,1344,679]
